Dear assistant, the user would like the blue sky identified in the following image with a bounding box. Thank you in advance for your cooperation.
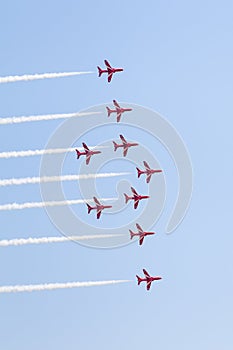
[0,1,233,349]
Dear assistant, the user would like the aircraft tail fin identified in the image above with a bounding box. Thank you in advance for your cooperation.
[136,167,142,178]
[86,203,93,214]
[97,66,103,77]
[76,149,81,159]
[106,106,112,117]
[113,141,119,152]
[124,193,130,204]
[136,275,142,285]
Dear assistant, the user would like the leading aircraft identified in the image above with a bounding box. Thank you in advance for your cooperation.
[106,99,132,122]
[124,187,149,209]
[113,134,138,157]
[76,143,101,165]
[136,161,163,183]
[97,59,123,83]
[86,197,112,219]
[129,223,156,245]
[136,269,162,291]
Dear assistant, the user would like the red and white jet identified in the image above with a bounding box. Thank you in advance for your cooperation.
[136,269,162,291]
[86,197,112,219]
[106,100,132,122]
[76,143,101,165]
[124,187,149,209]
[130,223,156,245]
[97,60,123,83]
[137,161,163,183]
[113,135,138,157]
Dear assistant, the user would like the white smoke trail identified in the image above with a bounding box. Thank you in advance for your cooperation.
[0,197,117,211]
[0,111,101,125]
[0,71,93,84]
[0,172,130,187]
[0,146,105,159]
[0,280,131,293]
[0,234,125,247]
[0,148,76,159]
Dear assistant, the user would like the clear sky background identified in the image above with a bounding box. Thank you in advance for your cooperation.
[0,1,233,349]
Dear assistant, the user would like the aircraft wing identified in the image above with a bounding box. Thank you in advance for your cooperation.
[104,59,112,69]
[93,197,101,205]
[123,146,128,157]
[143,161,151,170]
[82,142,89,151]
[86,155,91,165]
[116,112,122,123]
[139,236,144,245]
[143,269,150,278]
[134,199,139,209]
[108,72,113,83]
[146,174,152,183]
[120,134,127,144]
[136,223,143,233]
[131,187,138,196]
[147,281,152,291]
[97,209,102,219]
[113,99,120,108]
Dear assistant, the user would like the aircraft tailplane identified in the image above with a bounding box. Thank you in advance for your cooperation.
[106,106,112,117]
[97,66,103,77]
[136,275,142,285]
[76,149,81,159]
[86,203,93,214]
[129,230,135,240]
[124,193,130,204]
[136,167,142,178]
[113,141,119,152]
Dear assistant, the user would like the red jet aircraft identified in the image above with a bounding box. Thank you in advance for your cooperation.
[130,223,156,245]
[137,161,163,183]
[124,187,149,209]
[113,135,138,157]
[97,60,123,83]
[76,143,101,165]
[136,269,162,291]
[106,100,132,122]
[86,197,112,219]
